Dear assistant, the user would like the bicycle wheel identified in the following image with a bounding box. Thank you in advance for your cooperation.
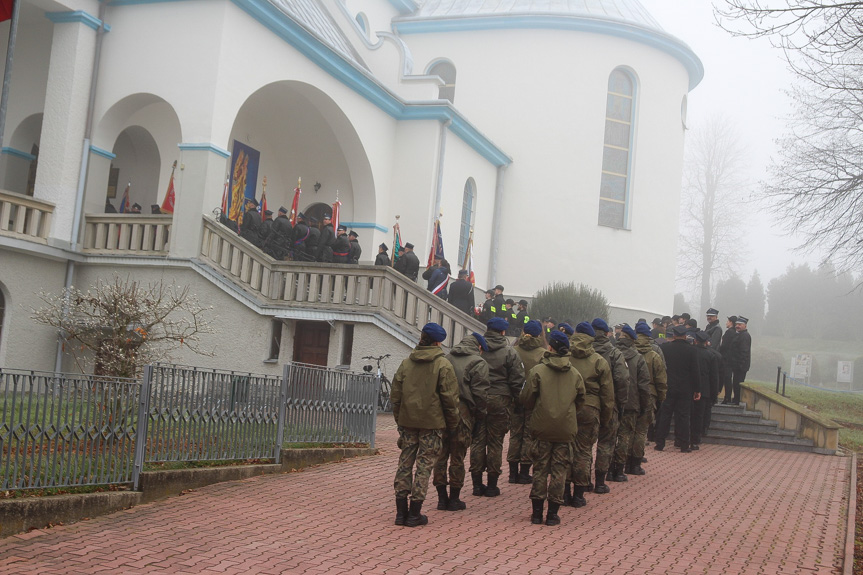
[379,376,393,412]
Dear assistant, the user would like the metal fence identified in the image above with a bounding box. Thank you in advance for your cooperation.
[0,362,377,491]
[0,370,140,490]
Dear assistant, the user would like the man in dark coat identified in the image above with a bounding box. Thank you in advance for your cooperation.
[397,242,420,281]
[653,325,702,453]
[317,213,335,262]
[375,243,391,266]
[272,206,292,242]
[348,230,362,264]
[291,212,310,257]
[491,285,508,319]
[331,225,350,263]
[720,316,738,404]
[240,198,263,247]
[729,316,752,405]
[423,258,443,290]
[259,210,274,242]
[478,290,494,323]
[304,216,320,261]
[695,331,722,440]
[704,308,722,351]
[447,270,475,315]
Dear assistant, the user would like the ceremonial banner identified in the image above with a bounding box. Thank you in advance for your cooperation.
[118,182,131,213]
[226,140,260,226]
[259,176,268,214]
[392,218,402,267]
[160,161,177,214]
[332,198,342,231]
[427,219,445,267]
[220,177,229,216]
[289,178,302,226]
[463,231,476,285]
[0,1,12,22]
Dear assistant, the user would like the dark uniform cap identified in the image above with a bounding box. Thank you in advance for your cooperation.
[519,299,528,306]
[661,316,672,323]
[309,216,318,224]
[150,204,161,211]
[695,330,710,343]
[457,269,468,277]
[404,242,414,249]
[296,211,305,218]
[591,318,610,333]
[379,243,388,251]
[349,231,358,238]
[635,322,652,337]
[485,289,494,295]
[337,224,347,232]
[264,210,273,216]
[132,203,141,210]
[523,320,542,337]
[471,332,489,352]
[736,316,749,324]
[728,315,738,324]
[548,331,570,352]
[494,285,504,291]
[323,213,332,220]
[621,325,637,340]
[487,317,509,332]
[652,317,662,325]
[278,206,288,214]
[505,299,515,305]
[672,325,688,337]
[421,322,447,343]
[575,322,595,337]
[247,197,259,207]
[706,308,719,316]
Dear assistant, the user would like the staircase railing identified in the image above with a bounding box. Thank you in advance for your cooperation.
[0,189,54,244]
[83,214,172,255]
[199,216,484,347]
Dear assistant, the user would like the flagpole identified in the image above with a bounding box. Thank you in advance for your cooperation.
[0,0,22,157]
[392,215,399,267]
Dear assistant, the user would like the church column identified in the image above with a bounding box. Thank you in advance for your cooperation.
[83,145,114,215]
[33,12,104,248]
[170,143,229,258]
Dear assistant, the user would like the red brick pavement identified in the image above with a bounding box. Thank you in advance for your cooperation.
[0,415,850,575]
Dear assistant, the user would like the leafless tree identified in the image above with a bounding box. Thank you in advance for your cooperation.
[717,2,863,272]
[677,116,748,315]
[32,275,215,378]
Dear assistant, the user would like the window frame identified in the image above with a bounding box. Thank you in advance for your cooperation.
[598,67,638,230]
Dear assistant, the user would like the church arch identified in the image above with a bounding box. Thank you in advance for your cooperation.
[427,59,457,103]
[4,113,42,195]
[110,126,161,211]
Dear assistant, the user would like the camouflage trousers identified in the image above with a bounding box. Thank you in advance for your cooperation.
[529,440,571,504]
[631,397,656,459]
[613,411,639,466]
[470,394,513,476]
[506,406,533,464]
[594,409,619,473]
[570,406,600,486]
[433,406,474,489]
[394,427,444,501]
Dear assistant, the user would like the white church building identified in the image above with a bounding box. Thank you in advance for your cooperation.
[0,0,701,373]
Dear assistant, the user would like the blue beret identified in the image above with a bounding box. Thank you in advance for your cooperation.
[487,317,509,332]
[557,323,574,336]
[549,331,570,351]
[523,320,542,337]
[576,322,595,337]
[421,322,447,343]
[621,325,637,340]
[591,318,610,333]
[635,322,652,336]
[471,332,489,352]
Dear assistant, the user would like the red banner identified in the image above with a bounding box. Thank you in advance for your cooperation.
[0,1,14,22]
[160,161,177,214]
[332,199,341,231]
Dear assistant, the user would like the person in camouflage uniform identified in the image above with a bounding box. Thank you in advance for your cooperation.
[589,317,629,495]
[632,322,667,473]
[470,317,525,497]
[507,320,547,484]
[391,323,460,527]
[565,322,614,507]
[520,332,585,526]
[433,333,490,511]
[611,325,651,482]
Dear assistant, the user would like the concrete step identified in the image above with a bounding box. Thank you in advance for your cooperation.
[711,412,770,425]
[706,421,797,437]
[700,434,816,453]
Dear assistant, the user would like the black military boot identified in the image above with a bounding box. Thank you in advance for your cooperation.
[628,456,646,476]
[546,502,561,526]
[593,469,610,494]
[436,485,449,510]
[586,479,594,493]
[507,461,519,484]
[447,487,466,511]
[530,499,544,524]
[610,462,628,482]
[485,473,501,497]
[471,472,486,496]
[571,485,587,508]
[624,458,633,474]
[563,481,572,506]
[404,500,428,527]
[517,464,533,484]
[641,456,648,463]
[395,498,408,526]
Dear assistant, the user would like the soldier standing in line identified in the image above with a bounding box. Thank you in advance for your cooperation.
[478,289,494,323]
[348,230,362,264]
[704,308,722,352]
[291,211,310,257]
[331,225,350,263]
[654,325,703,452]
[610,325,651,482]
[391,323,460,527]
[589,318,629,495]
[318,213,335,262]
[400,242,420,281]
[565,322,614,508]
[446,270,475,316]
[720,316,738,404]
[240,197,263,247]
[491,285,508,319]
[631,322,667,474]
[729,316,752,406]
[305,216,321,261]
[375,243,391,266]
[507,320,546,485]
[694,330,721,444]
[470,317,525,498]
[272,207,292,246]
[520,331,585,526]
[433,333,490,512]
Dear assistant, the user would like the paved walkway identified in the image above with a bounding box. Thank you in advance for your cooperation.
[0,415,851,575]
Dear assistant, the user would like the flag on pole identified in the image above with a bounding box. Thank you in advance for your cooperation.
[220,176,229,216]
[289,178,302,226]
[0,1,13,22]
[332,197,342,231]
[427,219,445,267]
[391,216,402,267]
[462,230,476,285]
[160,161,177,214]
[118,182,131,213]
[259,176,268,214]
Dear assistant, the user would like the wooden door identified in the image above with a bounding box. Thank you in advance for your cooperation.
[293,321,330,366]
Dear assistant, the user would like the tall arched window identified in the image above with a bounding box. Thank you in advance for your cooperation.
[599,68,636,229]
[429,61,456,103]
[0,286,6,355]
[458,178,476,266]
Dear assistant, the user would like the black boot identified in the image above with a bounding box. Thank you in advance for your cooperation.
[546,502,561,526]
[593,469,610,494]
[572,485,587,508]
[485,473,501,497]
[563,481,572,506]
[404,500,428,527]
[641,456,648,463]
[586,480,594,493]
[395,498,408,526]
[517,464,533,484]
[530,499,544,524]
[471,472,486,497]
[628,456,646,476]
[507,461,519,484]
[624,458,633,474]
[610,462,628,482]
[606,468,615,482]
[436,485,449,510]
[446,487,466,511]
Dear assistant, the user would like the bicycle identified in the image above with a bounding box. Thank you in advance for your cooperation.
[362,354,392,412]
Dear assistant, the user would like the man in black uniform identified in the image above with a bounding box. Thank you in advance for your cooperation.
[291,212,310,258]
[720,316,738,404]
[704,308,722,351]
[331,225,350,263]
[273,206,292,241]
[396,242,420,281]
[318,213,335,262]
[240,198,263,247]
[375,243,391,266]
[448,270,475,315]
[260,210,274,242]
[491,285,507,319]
[689,331,714,450]
[478,290,494,323]
[304,216,320,261]
[729,316,752,406]
[695,331,722,439]
[348,230,362,264]
[653,325,702,453]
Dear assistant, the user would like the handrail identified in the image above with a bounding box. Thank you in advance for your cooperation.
[0,189,54,243]
[83,214,173,255]
[199,216,485,347]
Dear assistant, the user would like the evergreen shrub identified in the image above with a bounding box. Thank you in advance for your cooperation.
[532,282,610,326]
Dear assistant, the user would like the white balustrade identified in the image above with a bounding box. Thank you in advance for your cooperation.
[83,214,172,255]
[0,190,54,244]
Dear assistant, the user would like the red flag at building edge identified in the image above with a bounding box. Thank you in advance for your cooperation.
[118,182,131,213]
[289,177,302,226]
[332,197,342,231]
[427,219,445,267]
[0,1,14,22]
[259,176,268,214]
[160,161,177,214]
[391,217,402,267]
[220,176,229,217]
[462,230,476,285]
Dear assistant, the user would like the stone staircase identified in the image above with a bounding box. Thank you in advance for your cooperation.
[703,403,817,452]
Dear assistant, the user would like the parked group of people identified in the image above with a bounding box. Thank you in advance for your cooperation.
[390,306,752,527]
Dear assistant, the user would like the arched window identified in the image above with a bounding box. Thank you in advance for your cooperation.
[428,61,456,103]
[599,68,636,229]
[458,179,476,266]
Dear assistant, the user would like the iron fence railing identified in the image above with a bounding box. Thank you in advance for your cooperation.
[0,362,377,492]
[0,370,140,490]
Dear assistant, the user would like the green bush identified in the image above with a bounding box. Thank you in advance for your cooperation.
[532,282,610,325]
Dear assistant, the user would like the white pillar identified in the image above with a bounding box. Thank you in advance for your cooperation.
[170,143,229,258]
[83,145,114,215]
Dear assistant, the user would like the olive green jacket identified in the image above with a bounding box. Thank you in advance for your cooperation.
[636,334,668,403]
[616,336,652,413]
[514,334,546,376]
[483,331,526,398]
[592,333,630,411]
[568,333,615,427]
[391,346,460,430]
[445,336,491,418]
[519,352,586,443]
